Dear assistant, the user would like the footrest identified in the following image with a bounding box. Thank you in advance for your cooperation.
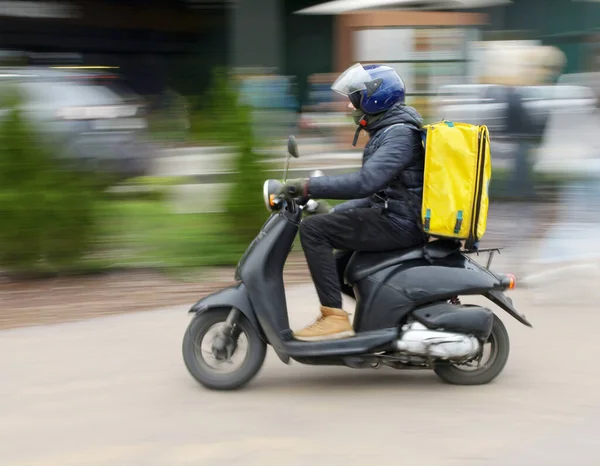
[285,328,397,358]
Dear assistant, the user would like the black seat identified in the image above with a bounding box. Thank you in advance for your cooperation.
[344,239,461,284]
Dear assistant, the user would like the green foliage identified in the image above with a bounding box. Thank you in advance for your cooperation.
[98,200,245,269]
[225,133,269,245]
[0,89,102,275]
[207,70,270,245]
[188,67,253,145]
[154,67,269,251]
[128,176,188,187]
[146,88,190,143]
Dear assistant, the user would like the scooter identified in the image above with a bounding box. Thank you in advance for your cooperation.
[182,136,532,391]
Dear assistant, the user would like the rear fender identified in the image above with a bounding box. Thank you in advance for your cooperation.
[189,284,265,340]
[484,289,533,328]
[466,257,533,328]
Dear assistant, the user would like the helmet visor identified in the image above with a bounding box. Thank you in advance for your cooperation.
[331,63,371,97]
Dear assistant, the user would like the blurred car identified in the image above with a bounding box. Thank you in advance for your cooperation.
[0,66,154,180]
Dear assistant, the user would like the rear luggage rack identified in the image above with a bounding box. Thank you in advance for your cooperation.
[462,247,503,269]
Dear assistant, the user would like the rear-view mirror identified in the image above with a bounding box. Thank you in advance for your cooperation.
[287,135,299,158]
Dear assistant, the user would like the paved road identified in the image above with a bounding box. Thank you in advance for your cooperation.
[2,280,600,466]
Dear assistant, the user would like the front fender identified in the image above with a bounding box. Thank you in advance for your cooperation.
[189,284,264,339]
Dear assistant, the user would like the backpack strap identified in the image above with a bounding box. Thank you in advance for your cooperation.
[377,123,429,242]
[380,122,426,146]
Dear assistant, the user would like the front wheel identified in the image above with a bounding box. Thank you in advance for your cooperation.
[434,314,510,386]
[182,309,267,390]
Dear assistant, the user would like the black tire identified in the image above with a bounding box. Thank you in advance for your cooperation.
[182,309,267,391]
[433,314,510,386]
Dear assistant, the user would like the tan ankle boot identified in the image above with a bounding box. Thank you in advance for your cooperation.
[293,306,355,341]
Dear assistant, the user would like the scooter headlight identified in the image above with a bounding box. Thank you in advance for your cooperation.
[263,179,283,212]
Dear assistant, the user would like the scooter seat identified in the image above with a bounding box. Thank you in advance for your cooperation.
[345,239,460,284]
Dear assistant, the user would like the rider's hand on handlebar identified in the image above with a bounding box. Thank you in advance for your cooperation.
[279,178,307,197]
[277,178,309,204]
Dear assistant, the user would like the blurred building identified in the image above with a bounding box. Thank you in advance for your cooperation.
[295,0,600,97]
[0,1,229,98]
[0,0,329,104]
[478,0,600,74]
[0,0,598,105]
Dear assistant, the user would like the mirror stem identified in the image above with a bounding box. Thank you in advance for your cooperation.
[283,155,291,182]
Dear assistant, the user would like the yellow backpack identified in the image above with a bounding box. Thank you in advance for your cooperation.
[420,121,492,248]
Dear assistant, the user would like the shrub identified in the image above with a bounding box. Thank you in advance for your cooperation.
[0,89,102,275]
[189,68,252,145]
[205,70,270,246]
[225,126,270,246]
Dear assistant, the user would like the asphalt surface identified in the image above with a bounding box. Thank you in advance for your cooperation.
[2,275,600,466]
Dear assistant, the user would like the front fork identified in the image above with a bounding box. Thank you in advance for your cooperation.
[212,308,241,361]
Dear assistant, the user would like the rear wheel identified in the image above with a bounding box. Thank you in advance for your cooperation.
[433,314,510,385]
[182,309,266,390]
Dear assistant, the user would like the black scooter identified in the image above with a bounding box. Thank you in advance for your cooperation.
[182,136,532,391]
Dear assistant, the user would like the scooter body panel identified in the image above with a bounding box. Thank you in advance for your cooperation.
[236,210,302,360]
[352,252,500,332]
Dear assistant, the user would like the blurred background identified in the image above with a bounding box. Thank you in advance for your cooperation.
[3,2,600,465]
[1,0,600,320]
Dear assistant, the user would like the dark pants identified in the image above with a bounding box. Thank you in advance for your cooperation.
[300,207,424,309]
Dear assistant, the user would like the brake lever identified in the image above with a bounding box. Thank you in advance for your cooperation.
[295,195,310,207]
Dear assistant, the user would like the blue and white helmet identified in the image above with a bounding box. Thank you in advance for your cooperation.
[331,63,406,115]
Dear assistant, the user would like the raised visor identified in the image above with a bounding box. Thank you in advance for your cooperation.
[285,328,397,358]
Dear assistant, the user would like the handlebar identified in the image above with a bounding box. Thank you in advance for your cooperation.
[271,191,309,213]
[267,168,324,213]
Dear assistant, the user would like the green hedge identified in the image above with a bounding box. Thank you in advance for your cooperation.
[0,90,103,276]
[188,68,270,246]
[188,68,246,145]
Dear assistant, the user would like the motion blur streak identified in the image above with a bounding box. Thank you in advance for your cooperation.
[2,1,600,464]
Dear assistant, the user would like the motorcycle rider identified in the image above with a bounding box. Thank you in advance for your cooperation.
[280,63,426,341]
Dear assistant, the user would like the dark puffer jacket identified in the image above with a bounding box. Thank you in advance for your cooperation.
[308,103,424,231]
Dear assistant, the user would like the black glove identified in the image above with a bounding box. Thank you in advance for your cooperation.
[278,178,308,198]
